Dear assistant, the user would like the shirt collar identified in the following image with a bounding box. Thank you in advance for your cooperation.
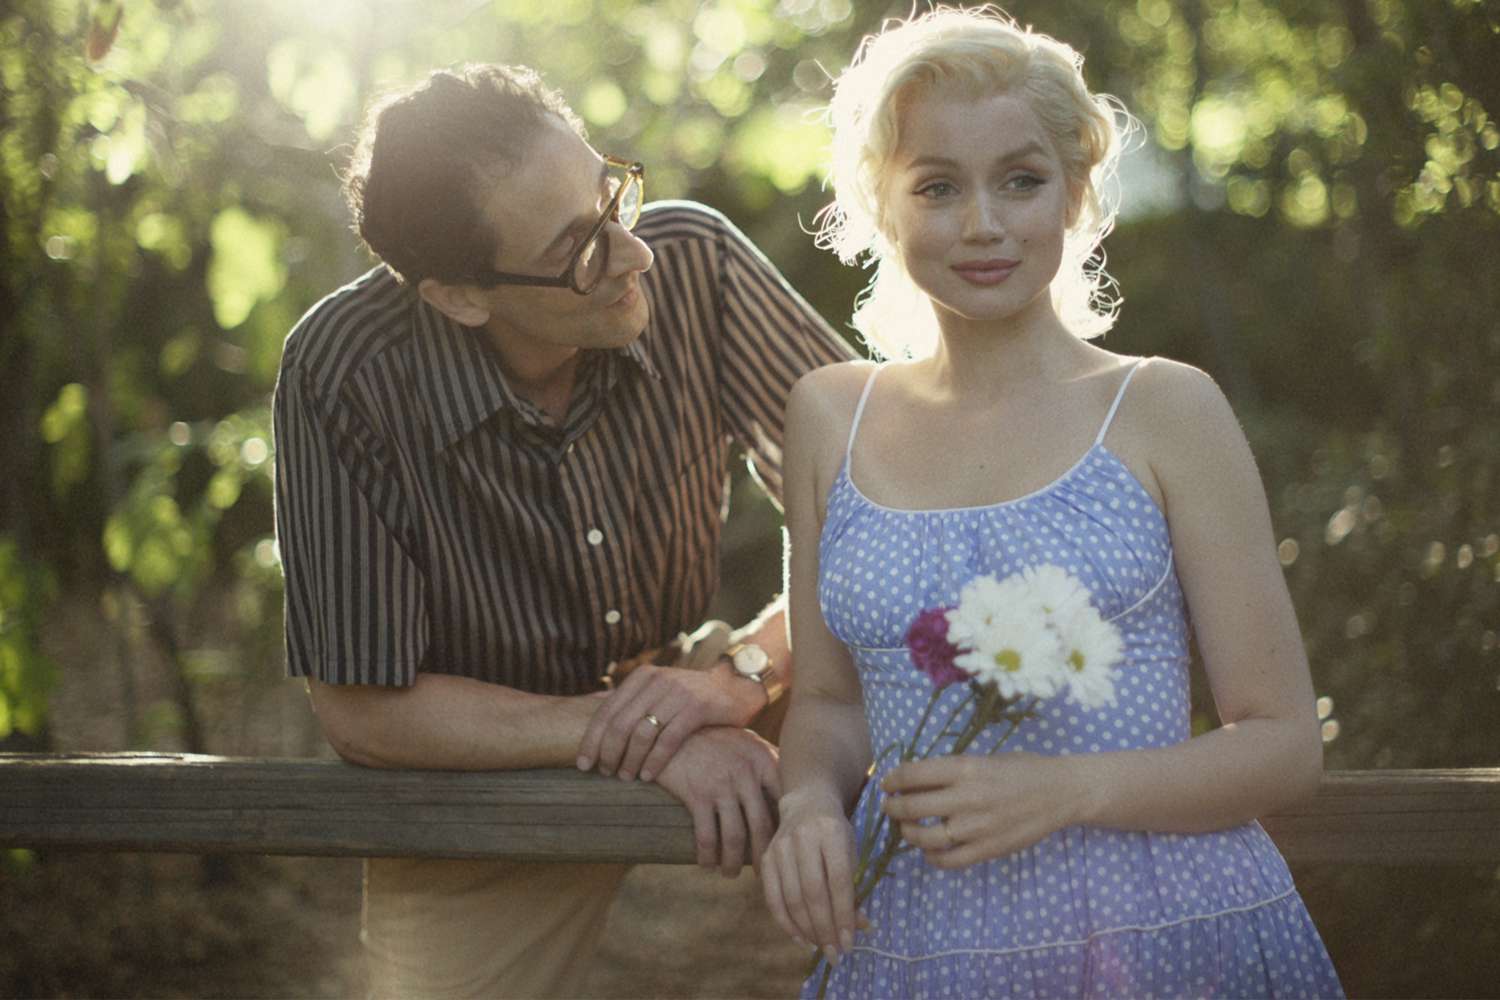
[410,297,662,452]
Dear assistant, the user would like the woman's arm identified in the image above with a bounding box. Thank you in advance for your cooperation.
[761,365,875,960]
[1070,360,1323,828]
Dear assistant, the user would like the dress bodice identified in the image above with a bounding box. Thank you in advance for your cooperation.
[817,363,1192,758]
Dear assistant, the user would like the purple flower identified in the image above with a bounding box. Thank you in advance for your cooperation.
[905,606,968,688]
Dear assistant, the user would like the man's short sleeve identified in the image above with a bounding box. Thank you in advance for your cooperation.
[714,211,856,505]
[273,364,428,687]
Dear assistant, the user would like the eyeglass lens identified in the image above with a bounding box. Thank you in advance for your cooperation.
[573,173,643,291]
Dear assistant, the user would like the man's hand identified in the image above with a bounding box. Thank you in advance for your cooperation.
[651,726,781,878]
[578,620,749,781]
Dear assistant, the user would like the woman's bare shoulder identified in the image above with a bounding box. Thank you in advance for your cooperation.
[789,360,879,428]
[1131,356,1230,417]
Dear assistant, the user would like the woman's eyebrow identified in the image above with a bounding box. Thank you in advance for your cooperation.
[903,141,1049,171]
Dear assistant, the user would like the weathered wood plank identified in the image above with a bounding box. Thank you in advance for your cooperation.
[1260,768,1500,865]
[2,755,1498,866]
[0,754,696,863]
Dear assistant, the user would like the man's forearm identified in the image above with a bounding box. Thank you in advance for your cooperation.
[307,673,605,770]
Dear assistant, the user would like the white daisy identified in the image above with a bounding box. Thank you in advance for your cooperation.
[953,595,1065,700]
[1022,563,1092,623]
[1056,604,1124,710]
[943,573,1018,651]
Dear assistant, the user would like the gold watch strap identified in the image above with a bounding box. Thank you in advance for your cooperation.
[727,643,784,707]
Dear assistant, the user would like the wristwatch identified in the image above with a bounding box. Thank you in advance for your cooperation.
[725,642,785,706]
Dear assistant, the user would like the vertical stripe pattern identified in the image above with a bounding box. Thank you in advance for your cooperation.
[273,201,854,693]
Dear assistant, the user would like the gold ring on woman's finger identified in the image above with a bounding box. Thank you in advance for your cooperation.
[940,818,956,850]
[643,713,663,730]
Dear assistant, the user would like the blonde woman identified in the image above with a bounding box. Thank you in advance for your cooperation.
[761,7,1343,997]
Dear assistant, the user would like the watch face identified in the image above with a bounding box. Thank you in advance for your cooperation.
[732,644,770,677]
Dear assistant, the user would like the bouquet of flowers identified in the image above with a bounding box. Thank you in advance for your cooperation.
[814,564,1123,994]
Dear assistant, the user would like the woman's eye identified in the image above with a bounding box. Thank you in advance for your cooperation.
[1007,174,1044,191]
[917,180,956,199]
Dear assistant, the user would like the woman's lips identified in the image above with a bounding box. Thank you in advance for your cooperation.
[952,260,1019,286]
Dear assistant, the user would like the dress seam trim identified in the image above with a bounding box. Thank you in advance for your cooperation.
[1104,551,1175,624]
[849,885,1299,965]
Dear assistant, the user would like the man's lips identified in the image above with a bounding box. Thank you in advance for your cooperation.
[605,279,640,308]
[951,259,1020,285]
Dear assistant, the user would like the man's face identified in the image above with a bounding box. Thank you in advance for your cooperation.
[469,116,654,365]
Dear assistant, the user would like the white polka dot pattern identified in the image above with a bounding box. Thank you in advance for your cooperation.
[806,413,1343,998]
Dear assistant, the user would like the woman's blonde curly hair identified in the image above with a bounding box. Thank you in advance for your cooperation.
[817,6,1136,359]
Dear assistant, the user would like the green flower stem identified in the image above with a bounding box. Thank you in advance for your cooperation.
[904,685,945,760]
[921,685,977,757]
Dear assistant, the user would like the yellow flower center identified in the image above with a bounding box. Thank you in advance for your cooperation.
[1069,650,1086,673]
[994,649,1021,673]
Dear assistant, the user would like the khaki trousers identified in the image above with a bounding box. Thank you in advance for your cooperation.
[362,857,631,999]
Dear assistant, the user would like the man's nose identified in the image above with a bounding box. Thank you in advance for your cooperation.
[607,223,654,276]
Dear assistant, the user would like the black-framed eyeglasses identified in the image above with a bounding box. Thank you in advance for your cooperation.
[467,156,645,296]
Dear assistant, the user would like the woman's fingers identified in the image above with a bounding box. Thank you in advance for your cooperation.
[762,811,862,954]
[768,840,816,946]
[760,846,808,947]
[881,754,969,794]
[798,829,851,952]
[882,785,962,824]
[822,828,859,955]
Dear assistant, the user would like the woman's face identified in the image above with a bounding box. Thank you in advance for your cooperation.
[883,86,1075,333]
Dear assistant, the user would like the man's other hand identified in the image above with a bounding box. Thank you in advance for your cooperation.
[577,620,751,781]
[651,726,781,878]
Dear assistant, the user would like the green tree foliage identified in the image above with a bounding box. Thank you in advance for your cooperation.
[0,0,1497,992]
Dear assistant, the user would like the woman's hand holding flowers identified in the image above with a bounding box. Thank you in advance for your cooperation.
[881,751,1090,869]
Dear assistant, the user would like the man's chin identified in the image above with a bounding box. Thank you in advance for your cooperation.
[591,284,649,348]
[618,292,651,340]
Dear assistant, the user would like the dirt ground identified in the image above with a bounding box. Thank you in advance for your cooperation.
[0,850,812,999]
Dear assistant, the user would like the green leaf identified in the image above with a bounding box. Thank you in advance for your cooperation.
[206,208,287,330]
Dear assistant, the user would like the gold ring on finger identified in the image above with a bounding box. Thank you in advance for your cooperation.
[643,713,663,730]
[940,818,956,850]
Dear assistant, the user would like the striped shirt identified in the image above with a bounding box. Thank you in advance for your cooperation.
[273,201,854,693]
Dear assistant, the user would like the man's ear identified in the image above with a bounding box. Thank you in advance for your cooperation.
[417,277,492,328]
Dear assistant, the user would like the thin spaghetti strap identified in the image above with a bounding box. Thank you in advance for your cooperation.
[1094,359,1147,446]
[845,365,883,469]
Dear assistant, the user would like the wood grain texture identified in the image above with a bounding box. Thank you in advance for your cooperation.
[3,755,1497,865]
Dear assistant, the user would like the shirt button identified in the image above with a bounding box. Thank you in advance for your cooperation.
[566,442,576,454]
[604,609,622,625]
[586,528,604,546]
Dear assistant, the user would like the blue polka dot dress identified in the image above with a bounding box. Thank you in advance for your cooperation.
[805,363,1343,999]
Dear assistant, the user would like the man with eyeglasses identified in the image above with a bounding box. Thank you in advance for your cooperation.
[271,63,853,997]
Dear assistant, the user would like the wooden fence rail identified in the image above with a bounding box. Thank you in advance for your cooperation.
[2,754,1497,866]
